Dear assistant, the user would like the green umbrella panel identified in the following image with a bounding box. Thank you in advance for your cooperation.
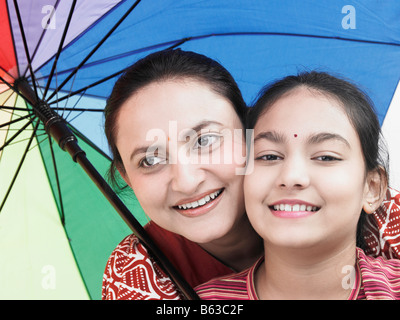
[0,90,148,299]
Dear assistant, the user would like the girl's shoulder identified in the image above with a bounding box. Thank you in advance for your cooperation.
[357,247,400,300]
[102,234,182,300]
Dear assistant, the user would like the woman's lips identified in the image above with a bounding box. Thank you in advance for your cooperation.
[173,188,224,217]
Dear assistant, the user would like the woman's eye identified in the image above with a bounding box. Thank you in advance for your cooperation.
[139,156,165,168]
[194,134,220,149]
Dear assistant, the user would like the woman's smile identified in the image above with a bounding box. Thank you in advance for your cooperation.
[173,188,224,217]
[116,79,246,242]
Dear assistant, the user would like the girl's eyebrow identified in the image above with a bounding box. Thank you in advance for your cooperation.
[254,131,287,144]
[254,131,350,148]
[307,132,351,148]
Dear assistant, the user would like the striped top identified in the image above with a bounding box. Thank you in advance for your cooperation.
[196,248,400,300]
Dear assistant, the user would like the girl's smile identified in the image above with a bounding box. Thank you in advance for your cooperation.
[244,87,371,250]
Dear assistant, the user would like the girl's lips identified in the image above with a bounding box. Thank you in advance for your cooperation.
[173,188,224,217]
[269,199,320,219]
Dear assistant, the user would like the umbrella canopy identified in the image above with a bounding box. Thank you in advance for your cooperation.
[1,0,399,299]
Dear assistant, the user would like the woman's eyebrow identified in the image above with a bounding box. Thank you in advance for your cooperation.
[307,132,351,148]
[130,145,157,161]
[130,120,224,160]
[180,120,224,137]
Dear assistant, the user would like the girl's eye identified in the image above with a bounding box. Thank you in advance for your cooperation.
[256,154,282,161]
[314,155,341,161]
[194,134,220,149]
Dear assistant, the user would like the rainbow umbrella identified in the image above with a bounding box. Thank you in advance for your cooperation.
[1,0,399,300]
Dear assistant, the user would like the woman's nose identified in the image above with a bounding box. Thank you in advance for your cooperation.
[170,162,206,194]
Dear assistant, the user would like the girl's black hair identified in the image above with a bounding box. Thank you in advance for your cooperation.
[247,71,389,250]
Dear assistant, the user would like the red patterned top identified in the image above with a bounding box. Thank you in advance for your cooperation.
[195,248,400,300]
[102,187,400,300]
[102,222,233,300]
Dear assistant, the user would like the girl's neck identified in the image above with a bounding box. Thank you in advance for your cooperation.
[256,241,357,300]
[199,214,263,272]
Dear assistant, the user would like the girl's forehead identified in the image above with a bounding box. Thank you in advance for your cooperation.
[253,87,358,142]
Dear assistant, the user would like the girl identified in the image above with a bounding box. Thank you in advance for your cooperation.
[102,49,263,299]
[196,71,400,300]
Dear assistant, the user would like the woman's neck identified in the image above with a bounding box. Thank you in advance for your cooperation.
[199,214,263,272]
[256,241,357,300]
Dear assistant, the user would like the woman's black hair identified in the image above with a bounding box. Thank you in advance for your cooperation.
[247,71,389,250]
[104,48,247,189]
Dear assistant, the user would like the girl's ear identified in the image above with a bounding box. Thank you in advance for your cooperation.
[362,166,388,214]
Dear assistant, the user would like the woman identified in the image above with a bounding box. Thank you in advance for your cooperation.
[102,49,263,299]
[196,71,400,299]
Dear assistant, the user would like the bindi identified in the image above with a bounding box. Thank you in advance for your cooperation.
[294,134,298,138]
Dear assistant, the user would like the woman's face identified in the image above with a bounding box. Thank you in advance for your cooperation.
[115,79,246,243]
[244,87,372,251]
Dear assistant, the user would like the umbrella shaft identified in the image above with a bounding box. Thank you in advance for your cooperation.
[15,79,85,161]
[75,152,200,300]
[14,79,199,300]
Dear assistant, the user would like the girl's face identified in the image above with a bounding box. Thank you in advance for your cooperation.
[244,87,373,251]
[115,79,246,243]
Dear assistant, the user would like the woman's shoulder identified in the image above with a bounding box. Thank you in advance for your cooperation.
[102,233,181,300]
[144,222,234,287]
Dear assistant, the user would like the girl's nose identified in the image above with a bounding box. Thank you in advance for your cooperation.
[277,156,310,190]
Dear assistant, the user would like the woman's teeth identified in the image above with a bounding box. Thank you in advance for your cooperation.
[272,204,319,212]
[177,189,222,210]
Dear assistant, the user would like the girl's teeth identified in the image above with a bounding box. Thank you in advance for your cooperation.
[273,204,318,212]
[177,189,222,210]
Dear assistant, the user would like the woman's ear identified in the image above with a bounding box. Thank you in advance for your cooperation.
[363,166,388,214]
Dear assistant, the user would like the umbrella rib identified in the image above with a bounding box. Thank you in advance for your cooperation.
[45,38,188,106]
[0,75,32,106]
[48,135,65,225]
[0,66,16,81]
[46,0,142,102]
[0,119,40,213]
[49,70,124,106]
[0,113,34,129]
[39,37,190,85]
[12,0,39,97]
[64,89,86,121]
[25,0,61,78]
[187,31,400,47]
[0,105,33,112]
[43,0,77,100]
[0,117,34,152]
